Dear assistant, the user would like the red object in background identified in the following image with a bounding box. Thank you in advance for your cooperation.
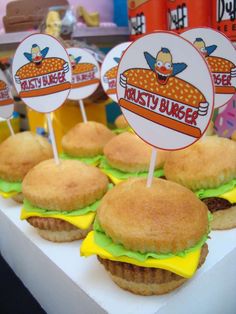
[128,0,167,40]
[212,0,236,41]
[167,0,212,33]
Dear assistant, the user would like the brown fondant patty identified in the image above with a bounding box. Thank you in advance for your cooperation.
[98,244,208,284]
[202,197,234,213]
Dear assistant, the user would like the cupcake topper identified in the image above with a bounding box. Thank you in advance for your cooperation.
[116,31,214,186]
[101,42,132,103]
[12,33,73,165]
[67,47,100,123]
[0,70,15,135]
[181,27,236,109]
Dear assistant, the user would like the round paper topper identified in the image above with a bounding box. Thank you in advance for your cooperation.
[117,31,214,150]
[101,42,132,102]
[12,33,72,113]
[67,47,100,100]
[181,27,236,109]
[0,70,14,119]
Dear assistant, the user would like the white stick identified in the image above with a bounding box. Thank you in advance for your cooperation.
[146,147,157,188]
[6,119,14,136]
[79,99,88,123]
[46,113,60,165]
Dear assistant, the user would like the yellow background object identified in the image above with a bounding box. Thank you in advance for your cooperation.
[81,231,201,278]
[0,117,20,144]
[27,99,110,152]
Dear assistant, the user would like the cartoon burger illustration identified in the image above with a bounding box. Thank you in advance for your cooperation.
[103,57,120,95]
[193,38,236,94]
[14,44,71,98]
[119,48,210,139]
[69,54,99,89]
[0,80,13,106]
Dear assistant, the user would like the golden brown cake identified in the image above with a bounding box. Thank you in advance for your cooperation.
[164,136,236,230]
[0,131,53,203]
[62,121,115,158]
[21,159,109,242]
[81,178,209,295]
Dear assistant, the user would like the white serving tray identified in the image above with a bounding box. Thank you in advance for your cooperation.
[0,198,236,314]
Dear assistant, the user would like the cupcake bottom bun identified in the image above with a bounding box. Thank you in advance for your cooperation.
[81,178,210,295]
[0,131,53,202]
[21,159,109,242]
[164,137,236,230]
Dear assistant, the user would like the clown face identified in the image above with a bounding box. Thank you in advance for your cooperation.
[31,46,43,64]
[193,40,207,57]
[155,50,173,85]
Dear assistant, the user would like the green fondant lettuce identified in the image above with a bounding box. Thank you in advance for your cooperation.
[195,179,236,199]
[0,178,22,193]
[100,157,164,180]
[23,184,113,217]
[113,127,131,135]
[60,152,103,165]
[93,218,210,262]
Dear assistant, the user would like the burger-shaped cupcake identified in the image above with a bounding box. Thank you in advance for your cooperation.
[100,132,166,184]
[164,136,236,230]
[114,114,133,134]
[21,159,109,242]
[0,131,53,203]
[61,122,115,166]
[81,178,209,295]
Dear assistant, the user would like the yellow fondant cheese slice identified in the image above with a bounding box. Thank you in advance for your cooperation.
[219,186,236,204]
[80,231,201,278]
[100,169,123,185]
[0,190,19,198]
[21,207,95,230]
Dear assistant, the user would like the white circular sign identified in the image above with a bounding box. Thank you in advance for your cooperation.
[117,31,214,150]
[67,47,100,100]
[12,33,72,113]
[181,27,236,109]
[101,42,132,102]
[0,70,14,119]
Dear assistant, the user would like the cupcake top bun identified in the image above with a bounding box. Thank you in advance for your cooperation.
[0,131,53,182]
[23,159,109,211]
[164,136,236,191]
[62,121,115,157]
[104,132,167,172]
[115,115,129,129]
[97,178,208,254]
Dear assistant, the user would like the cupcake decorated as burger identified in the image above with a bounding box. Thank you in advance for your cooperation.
[164,136,236,230]
[100,132,167,184]
[21,159,109,242]
[81,178,210,295]
[0,131,53,203]
[61,121,115,166]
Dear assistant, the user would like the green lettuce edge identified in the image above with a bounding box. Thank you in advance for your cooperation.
[100,156,164,180]
[195,178,236,199]
[93,213,211,262]
[113,127,131,135]
[60,152,103,165]
[23,184,113,217]
[0,178,22,193]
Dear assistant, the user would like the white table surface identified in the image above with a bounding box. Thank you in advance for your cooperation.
[0,197,236,314]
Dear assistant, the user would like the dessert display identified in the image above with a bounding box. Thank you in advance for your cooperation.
[0,131,53,203]
[61,121,115,166]
[100,132,167,184]
[81,178,210,295]
[21,159,109,242]
[164,136,236,230]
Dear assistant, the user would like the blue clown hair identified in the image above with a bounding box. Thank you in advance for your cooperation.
[32,44,38,48]
[160,48,170,54]
[195,38,204,42]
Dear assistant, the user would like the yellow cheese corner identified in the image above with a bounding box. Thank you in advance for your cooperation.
[0,190,19,198]
[21,207,95,230]
[219,186,236,204]
[100,169,123,185]
[80,231,201,278]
